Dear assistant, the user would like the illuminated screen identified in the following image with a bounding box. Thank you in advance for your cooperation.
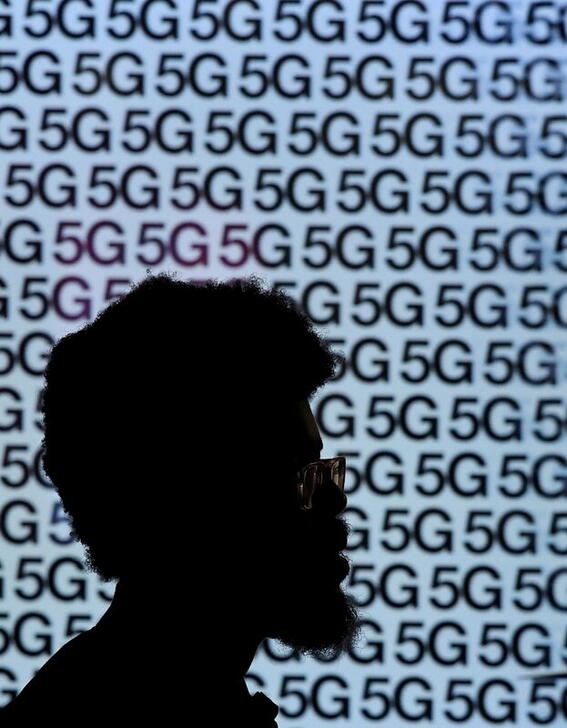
[1,1,567,725]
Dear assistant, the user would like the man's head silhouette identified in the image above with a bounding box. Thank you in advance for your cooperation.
[36,271,361,718]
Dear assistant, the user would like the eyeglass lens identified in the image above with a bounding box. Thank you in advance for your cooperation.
[301,457,345,509]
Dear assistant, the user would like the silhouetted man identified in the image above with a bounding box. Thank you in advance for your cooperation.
[1,273,361,725]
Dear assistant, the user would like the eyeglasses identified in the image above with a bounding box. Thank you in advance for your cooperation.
[296,456,346,510]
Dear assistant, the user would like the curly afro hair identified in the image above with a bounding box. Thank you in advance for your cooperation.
[39,271,341,582]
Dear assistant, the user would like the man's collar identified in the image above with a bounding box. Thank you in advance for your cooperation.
[234,678,279,726]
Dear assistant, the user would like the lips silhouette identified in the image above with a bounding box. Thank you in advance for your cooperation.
[334,552,350,582]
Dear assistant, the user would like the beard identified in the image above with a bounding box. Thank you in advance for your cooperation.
[259,514,362,660]
[266,569,361,660]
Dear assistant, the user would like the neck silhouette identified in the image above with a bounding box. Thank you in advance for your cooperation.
[94,571,267,698]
